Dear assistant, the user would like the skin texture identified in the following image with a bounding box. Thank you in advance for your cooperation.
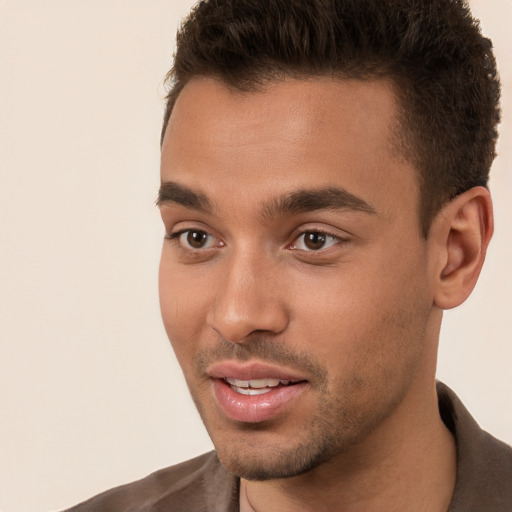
[159,77,492,511]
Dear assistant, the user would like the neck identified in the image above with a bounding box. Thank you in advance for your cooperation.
[240,379,456,512]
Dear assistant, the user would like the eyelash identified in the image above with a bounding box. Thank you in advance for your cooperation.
[166,228,344,254]
[166,229,221,250]
[289,231,342,252]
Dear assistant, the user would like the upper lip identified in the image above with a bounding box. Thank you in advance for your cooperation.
[207,361,308,382]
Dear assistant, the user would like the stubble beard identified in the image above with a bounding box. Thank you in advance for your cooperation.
[210,396,363,481]
[184,317,425,481]
[189,358,420,481]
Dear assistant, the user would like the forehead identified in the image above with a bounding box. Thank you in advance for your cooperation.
[164,76,399,157]
[161,77,418,222]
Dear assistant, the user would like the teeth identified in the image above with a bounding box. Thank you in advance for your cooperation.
[226,378,249,387]
[249,378,280,388]
[232,386,272,395]
[225,377,287,389]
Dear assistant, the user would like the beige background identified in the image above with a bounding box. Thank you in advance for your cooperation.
[0,1,510,511]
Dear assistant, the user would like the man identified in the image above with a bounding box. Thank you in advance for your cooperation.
[65,0,512,510]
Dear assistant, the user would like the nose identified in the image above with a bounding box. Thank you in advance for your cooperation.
[206,250,289,343]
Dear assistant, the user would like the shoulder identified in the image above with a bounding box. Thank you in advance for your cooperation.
[63,451,239,512]
[437,382,512,511]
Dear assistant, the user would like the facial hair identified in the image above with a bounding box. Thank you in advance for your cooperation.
[185,333,421,481]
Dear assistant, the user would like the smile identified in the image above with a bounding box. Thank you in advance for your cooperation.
[211,377,308,423]
[206,361,310,422]
[225,377,296,395]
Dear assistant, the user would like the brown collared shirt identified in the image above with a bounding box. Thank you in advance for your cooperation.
[64,383,512,512]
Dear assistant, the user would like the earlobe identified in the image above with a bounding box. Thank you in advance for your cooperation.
[432,186,493,310]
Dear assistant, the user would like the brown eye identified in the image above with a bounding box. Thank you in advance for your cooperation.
[168,228,223,252]
[304,232,327,250]
[292,231,340,252]
[186,230,209,249]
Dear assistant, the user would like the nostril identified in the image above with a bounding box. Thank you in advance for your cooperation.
[207,302,288,343]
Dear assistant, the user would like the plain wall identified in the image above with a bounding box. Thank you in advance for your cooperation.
[0,1,510,511]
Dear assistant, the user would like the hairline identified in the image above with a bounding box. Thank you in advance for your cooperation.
[161,72,434,238]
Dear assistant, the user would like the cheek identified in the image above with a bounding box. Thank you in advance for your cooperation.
[158,256,178,335]
[290,248,430,386]
[158,255,210,366]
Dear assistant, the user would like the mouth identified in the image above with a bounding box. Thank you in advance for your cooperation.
[207,362,309,423]
[224,377,302,395]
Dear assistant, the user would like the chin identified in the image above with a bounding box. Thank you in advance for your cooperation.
[208,411,361,481]
[216,435,335,481]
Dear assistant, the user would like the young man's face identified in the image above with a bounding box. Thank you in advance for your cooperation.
[159,77,437,480]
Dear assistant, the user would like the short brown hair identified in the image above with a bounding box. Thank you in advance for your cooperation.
[161,0,501,236]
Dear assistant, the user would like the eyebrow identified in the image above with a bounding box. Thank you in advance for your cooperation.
[157,181,376,218]
[157,181,212,212]
[262,187,377,219]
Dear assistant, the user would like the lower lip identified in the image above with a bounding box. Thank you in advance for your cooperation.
[212,379,307,423]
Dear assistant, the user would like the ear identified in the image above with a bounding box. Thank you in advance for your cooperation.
[431,186,493,310]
